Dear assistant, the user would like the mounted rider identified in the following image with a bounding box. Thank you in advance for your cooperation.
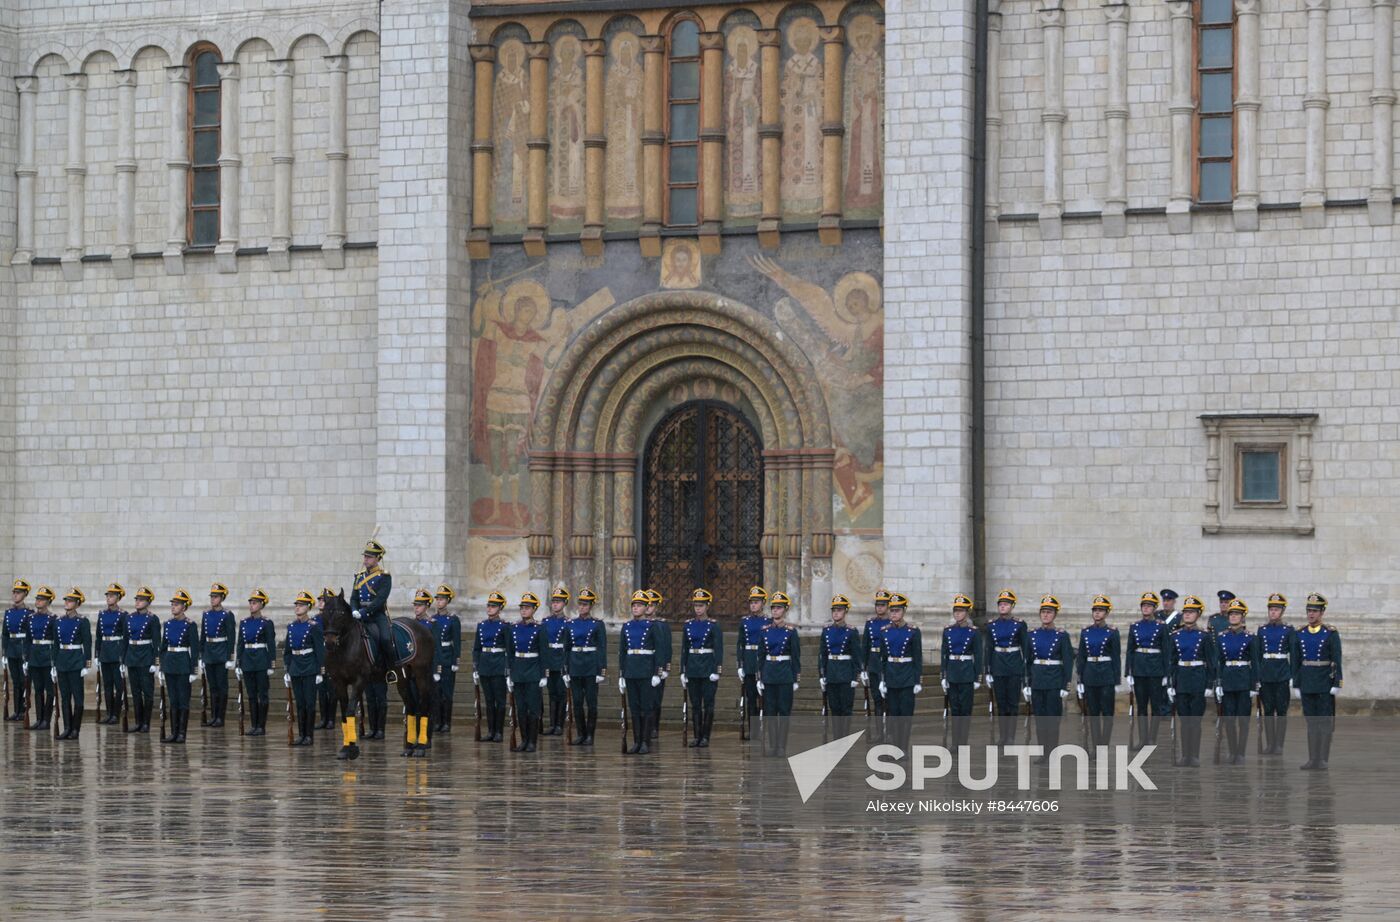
[352,540,396,680]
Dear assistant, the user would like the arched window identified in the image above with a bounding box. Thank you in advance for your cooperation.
[1195,0,1234,203]
[188,44,222,246]
[665,18,701,226]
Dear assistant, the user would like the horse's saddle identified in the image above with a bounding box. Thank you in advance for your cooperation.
[362,618,419,669]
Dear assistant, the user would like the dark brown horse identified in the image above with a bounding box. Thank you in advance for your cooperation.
[321,591,437,759]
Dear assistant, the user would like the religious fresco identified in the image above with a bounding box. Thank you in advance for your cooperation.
[843,13,883,218]
[724,25,762,221]
[780,16,823,217]
[549,34,586,229]
[493,38,530,232]
[660,239,702,289]
[604,31,644,225]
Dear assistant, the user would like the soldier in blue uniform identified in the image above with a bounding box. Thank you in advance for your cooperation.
[124,587,160,733]
[1125,592,1170,748]
[821,595,866,739]
[646,589,671,740]
[563,587,606,745]
[680,588,723,747]
[1166,596,1215,765]
[431,585,463,733]
[284,591,326,746]
[540,587,570,736]
[1214,598,1258,764]
[736,586,769,727]
[1293,593,1341,770]
[53,589,93,740]
[25,587,57,730]
[473,591,512,742]
[1256,592,1296,756]
[759,592,802,756]
[1075,595,1122,749]
[1157,589,1180,631]
[94,582,128,724]
[199,582,234,727]
[984,589,1027,745]
[507,593,546,752]
[159,589,201,744]
[352,540,393,740]
[878,593,921,754]
[313,589,337,729]
[939,594,981,749]
[2,579,34,721]
[1023,595,1073,761]
[619,590,663,754]
[863,589,893,716]
[236,588,277,737]
[1208,590,1234,635]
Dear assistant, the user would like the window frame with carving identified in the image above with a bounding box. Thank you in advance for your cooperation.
[1193,0,1236,203]
[664,16,703,228]
[187,43,222,248]
[1201,414,1315,536]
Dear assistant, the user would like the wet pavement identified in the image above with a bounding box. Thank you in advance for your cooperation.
[2,712,1400,920]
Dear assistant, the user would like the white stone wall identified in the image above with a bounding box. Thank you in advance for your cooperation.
[0,4,19,579]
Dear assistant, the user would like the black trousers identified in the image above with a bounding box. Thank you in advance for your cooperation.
[242,670,270,726]
[481,675,508,737]
[365,679,388,732]
[763,682,794,754]
[437,667,458,724]
[686,677,717,738]
[99,661,125,716]
[129,666,155,725]
[1084,684,1115,747]
[991,675,1021,742]
[1132,676,1169,744]
[167,673,192,711]
[1301,691,1335,763]
[868,668,887,714]
[741,670,762,720]
[30,667,54,721]
[1031,689,1064,753]
[206,664,228,707]
[1176,691,1206,762]
[827,680,856,716]
[57,670,84,732]
[291,675,317,738]
[569,676,599,734]
[318,675,336,724]
[1258,680,1290,752]
[515,682,542,719]
[7,656,27,714]
[1220,689,1251,757]
[625,678,654,745]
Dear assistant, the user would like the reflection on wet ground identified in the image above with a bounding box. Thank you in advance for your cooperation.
[2,716,1399,920]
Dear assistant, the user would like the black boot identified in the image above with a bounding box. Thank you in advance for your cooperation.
[1273,716,1288,755]
[162,713,178,743]
[174,709,188,743]
[636,714,651,755]
[523,715,538,752]
[1300,722,1318,770]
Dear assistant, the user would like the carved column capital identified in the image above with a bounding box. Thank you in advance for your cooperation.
[64,73,87,91]
[15,74,37,94]
[113,69,138,88]
[324,54,349,74]
[469,44,496,63]
[215,61,240,81]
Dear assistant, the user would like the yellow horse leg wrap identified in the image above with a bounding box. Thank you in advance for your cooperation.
[346,716,357,745]
[418,716,429,742]
[340,720,348,747]
[406,716,418,745]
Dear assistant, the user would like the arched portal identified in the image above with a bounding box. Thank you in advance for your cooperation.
[643,401,763,621]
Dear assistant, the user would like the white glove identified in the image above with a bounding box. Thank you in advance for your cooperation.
[940,678,949,692]
[433,673,441,682]
[618,678,626,694]
[472,670,479,685]
[878,681,887,696]
[986,676,994,686]
[80,667,89,678]
[660,670,669,680]
[451,664,458,672]
[235,667,243,679]
[737,668,745,679]
[709,673,719,682]
[21,663,27,675]
[1075,683,1084,696]
[148,665,158,674]
[352,609,363,620]
[597,675,605,684]
[315,675,323,685]
[563,674,571,687]
[1329,686,1340,696]
[819,677,826,690]
[197,662,204,677]
[680,674,688,687]
[1114,684,1125,694]
[538,678,547,688]
[1291,687,1301,700]
[850,680,857,688]
[1126,676,1135,688]
[1058,689,1068,699]
[1167,687,1176,701]
[1249,689,1258,698]
[1021,686,1031,702]
[792,682,799,690]
[506,678,514,691]
[859,671,869,686]
[1161,677,1169,687]
[188,674,197,684]
[914,684,923,695]
[973,679,981,689]
[50,668,57,681]
[1215,686,1224,699]
[283,673,291,688]
[225,661,234,671]
[1205,688,1215,699]
[0,656,6,667]
[119,665,127,677]
[650,675,660,688]
[757,680,766,693]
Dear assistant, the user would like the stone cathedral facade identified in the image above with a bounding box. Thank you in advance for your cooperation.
[0,0,1396,696]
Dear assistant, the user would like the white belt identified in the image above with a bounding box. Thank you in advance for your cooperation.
[515,652,539,658]
[33,640,52,645]
[1136,647,1161,654]
[627,649,654,655]
[888,656,912,663]
[1225,660,1249,666]
[572,646,597,652]
[689,647,715,654]
[744,644,760,651]
[60,644,82,650]
[8,633,25,639]
[129,639,151,646]
[549,643,564,649]
[947,654,973,661]
[1178,660,1205,667]
[481,647,503,653]
[766,655,791,661]
[994,646,1019,653]
[829,654,853,660]
[1302,660,1331,667]
[440,641,453,647]
[292,648,314,655]
[1262,652,1289,659]
[167,646,189,652]
[244,643,267,649]
[1086,656,1112,663]
[1033,658,1062,665]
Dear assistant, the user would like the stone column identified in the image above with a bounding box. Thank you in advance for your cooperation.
[1232,0,1260,231]
[270,59,294,270]
[324,55,349,268]
[818,26,845,246]
[11,75,37,277]
[757,28,782,249]
[807,451,836,621]
[1038,5,1064,240]
[640,35,665,257]
[468,44,495,259]
[570,462,595,592]
[985,3,1003,242]
[1102,1,1129,237]
[524,41,550,256]
[163,64,190,274]
[1166,0,1194,234]
[610,466,638,620]
[215,61,241,272]
[581,39,606,256]
[1300,0,1330,228]
[1369,0,1395,225]
[62,72,86,281]
[528,457,556,600]
[112,69,138,278]
[699,31,725,254]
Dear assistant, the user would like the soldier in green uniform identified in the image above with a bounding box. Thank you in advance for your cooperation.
[236,588,277,737]
[352,541,393,740]
[680,588,723,747]
[1167,596,1214,766]
[1208,590,1235,636]
[646,589,671,740]
[473,591,512,742]
[1214,598,1258,764]
[1024,595,1074,762]
[313,589,337,729]
[94,582,127,724]
[160,589,201,744]
[199,583,234,727]
[1256,592,1296,755]
[864,589,893,716]
[1075,595,1122,749]
[3,579,34,722]
[123,587,161,733]
[878,593,921,754]
[25,586,57,731]
[284,591,326,746]
[619,590,662,754]
[1293,593,1341,770]
[736,586,769,728]
[940,594,981,749]
[540,587,570,736]
[759,592,802,756]
[563,588,606,745]
[431,585,463,733]
[53,588,93,741]
[820,595,865,739]
[508,593,546,752]
[985,589,1028,745]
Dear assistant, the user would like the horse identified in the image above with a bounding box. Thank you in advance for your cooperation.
[321,591,438,759]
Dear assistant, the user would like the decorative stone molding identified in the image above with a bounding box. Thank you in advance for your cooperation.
[1201,414,1317,536]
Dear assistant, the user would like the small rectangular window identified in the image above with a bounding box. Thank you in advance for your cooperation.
[1237,445,1284,504]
